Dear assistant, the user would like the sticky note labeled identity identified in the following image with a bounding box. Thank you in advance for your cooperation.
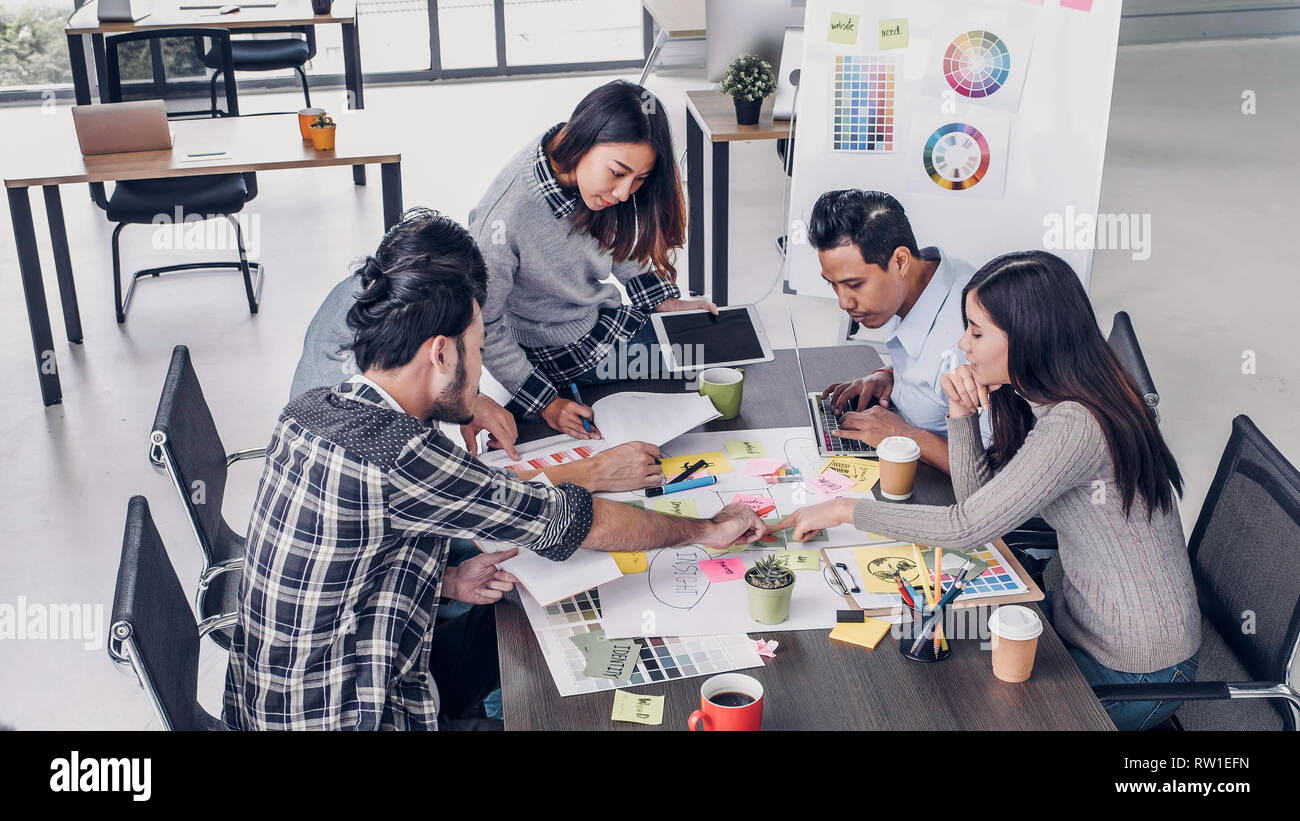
[698,557,747,583]
[810,469,856,497]
[820,457,880,492]
[661,452,733,479]
[611,689,664,726]
[724,441,767,459]
[652,497,698,517]
[829,618,892,651]
[827,11,859,45]
[612,552,648,574]
[774,549,821,571]
[731,492,777,517]
[744,458,786,477]
[584,639,641,680]
[878,17,908,49]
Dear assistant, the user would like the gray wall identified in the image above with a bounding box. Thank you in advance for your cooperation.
[1121,1,1300,43]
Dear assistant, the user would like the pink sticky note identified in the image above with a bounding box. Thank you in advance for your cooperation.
[744,459,786,477]
[731,493,777,516]
[1060,0,1092,10]
[699,557,747,583]
[810,469,855,497]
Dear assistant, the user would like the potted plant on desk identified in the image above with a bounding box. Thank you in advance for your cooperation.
[309,112,336,150]
[745,555,795,625]
[720,53,777,126]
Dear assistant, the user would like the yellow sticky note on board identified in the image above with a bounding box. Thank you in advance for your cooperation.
[853,544,926,593]
[612,552,648,574]
[611,690,664,725]
[828,12,860,45]
[660,452,733,479]
[878,18,908,50]
[819,457,880,493]
[724,441,767,460]
[652,497,698,517]
[829,619,891,651]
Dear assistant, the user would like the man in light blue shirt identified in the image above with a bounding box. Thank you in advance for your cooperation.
[809,189,990,473]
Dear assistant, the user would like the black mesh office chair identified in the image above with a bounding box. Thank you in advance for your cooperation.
[104,30,264,323]
[149,346,264,650]
[196,26,317,115]
[109,496,229,731]
[1093,415,1300,730]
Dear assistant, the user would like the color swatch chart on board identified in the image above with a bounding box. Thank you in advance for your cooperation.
[832,55,896,152]
[942,543,1027,599]
[518,588,763,697]
[943,30,1010,99]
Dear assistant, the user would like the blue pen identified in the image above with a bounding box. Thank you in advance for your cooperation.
[569,382,592,434]
[645,475,717,497]
[901,576,921,611]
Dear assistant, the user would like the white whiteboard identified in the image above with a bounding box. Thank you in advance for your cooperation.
[785,0,1123,295]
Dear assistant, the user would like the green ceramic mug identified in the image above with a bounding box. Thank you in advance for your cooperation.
[698,367,745,420]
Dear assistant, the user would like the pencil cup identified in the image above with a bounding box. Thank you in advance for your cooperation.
[898,606,950,663]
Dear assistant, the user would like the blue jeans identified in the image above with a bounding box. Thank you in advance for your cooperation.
[1039,596,1199,731]
[571,321,661,386]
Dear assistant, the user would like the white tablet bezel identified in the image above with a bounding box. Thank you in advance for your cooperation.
[649,304,775,373]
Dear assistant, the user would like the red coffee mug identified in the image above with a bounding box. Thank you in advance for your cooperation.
[687,673,764,731]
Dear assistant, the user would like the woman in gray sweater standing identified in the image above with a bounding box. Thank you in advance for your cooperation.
[775,251,1200,731]
[469,81,714,439]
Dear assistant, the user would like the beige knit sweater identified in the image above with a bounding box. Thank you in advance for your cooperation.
[853,401,1200,673]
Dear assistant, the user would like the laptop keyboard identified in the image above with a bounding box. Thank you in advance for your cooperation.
[820,397,873,453]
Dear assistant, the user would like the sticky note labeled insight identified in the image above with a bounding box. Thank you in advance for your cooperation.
[829,618,892,650]
[731,493,777,517]
[724,441,767,459]
[584,639,641,680]
[611,690,664,725]
[698,557,747,583]
[652,497,698,517]
[878,18,908,49]
[827,11,859,45]
[660,452,733,479]
[774,549,821,571]
[612,552,648,573]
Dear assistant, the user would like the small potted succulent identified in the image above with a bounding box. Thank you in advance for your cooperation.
[309,112,336,150]
[745,554,795,625]
[720,53,777,125]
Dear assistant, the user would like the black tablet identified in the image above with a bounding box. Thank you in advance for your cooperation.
[649,304,775,372]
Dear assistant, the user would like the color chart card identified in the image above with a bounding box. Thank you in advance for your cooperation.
[831,54,898,153]
[517,589,763,697]
[922,14,1037,112]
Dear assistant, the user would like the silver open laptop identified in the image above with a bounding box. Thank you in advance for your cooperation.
[72,101,174,156]
[789,309,877,458]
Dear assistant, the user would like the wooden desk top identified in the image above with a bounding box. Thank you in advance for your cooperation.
[67,0,355,35]
[641,0,705,38]
[502,346,1115,731]
[686,89,791,142]
[3,112,399,189]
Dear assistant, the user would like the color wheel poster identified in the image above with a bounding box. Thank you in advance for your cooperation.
[908,111,1010,199]
[922,13,1037,112]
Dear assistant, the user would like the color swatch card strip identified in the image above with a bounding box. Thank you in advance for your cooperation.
[832,54,897,153]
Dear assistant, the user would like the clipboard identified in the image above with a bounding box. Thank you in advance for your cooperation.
[821,537,1044,618]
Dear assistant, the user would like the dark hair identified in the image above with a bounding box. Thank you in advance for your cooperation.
[346,207,488,372]
[808,189,920,269]
[964,250,1182,518]
[547,80,686,279]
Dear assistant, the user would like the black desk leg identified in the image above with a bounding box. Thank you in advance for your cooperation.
[43,186,82,344]
[711,140,729,306]
[381,162,403,230]
[9,189,62,406]
[686,108,704,297]
[67,34,108,208]
[91,34,111,208]
[342,22,366,187]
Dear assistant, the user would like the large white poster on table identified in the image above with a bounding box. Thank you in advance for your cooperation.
[785,0,1122,294]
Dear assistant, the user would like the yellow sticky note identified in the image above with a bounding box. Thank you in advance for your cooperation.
[611,689,664,725]
[660,452,733,479]
[829,619,892,651]
[819,457,880,493]
[652,497,698,517]
[774,549,821,571]
[878,18,908,50]
[612,552,648,574]
[853,544,926,593]
[828,12,860,45]
[724,441,767,460]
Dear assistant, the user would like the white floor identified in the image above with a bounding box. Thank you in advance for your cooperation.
[1,34,1297,729]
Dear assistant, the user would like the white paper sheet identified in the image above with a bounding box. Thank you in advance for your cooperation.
[590,392,721,447]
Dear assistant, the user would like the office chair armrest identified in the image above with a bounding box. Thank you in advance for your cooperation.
[1093,680,1300,714]
[197,556,244,592]
[198,612,238,638]
[226,447,267,466]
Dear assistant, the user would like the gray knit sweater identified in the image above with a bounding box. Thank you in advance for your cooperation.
[853,401,1200,673]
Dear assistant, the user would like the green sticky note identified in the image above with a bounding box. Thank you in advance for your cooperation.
[774,549,821,571]
[652,497,698,517]
[878,17,908,49]
[724,441,767,459]
[611,690,664,725]
[618,500,645,510]
[828,12,859,45]
[569,628,607,658]
[584,639,642,681]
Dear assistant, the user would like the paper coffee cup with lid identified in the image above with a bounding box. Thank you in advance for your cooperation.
[988,605,1045,683]
[875,435,921,500]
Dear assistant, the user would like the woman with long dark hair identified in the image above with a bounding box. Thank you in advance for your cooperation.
[469,80,712,439]
[775,250,1200,730]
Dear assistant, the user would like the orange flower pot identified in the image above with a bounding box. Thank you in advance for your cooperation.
[310,124,336,150]
[298,107,325,139]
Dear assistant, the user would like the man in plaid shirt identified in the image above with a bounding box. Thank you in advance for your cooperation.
[223,211,763,730]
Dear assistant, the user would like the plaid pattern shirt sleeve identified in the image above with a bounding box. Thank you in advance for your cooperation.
[622,271,680,313]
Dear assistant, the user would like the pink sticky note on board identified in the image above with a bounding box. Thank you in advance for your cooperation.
[811,469,855,496]
[1060,0,1092,10]
[699,557,747,583]
[744,459,786,477]
[731,493,777,516]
